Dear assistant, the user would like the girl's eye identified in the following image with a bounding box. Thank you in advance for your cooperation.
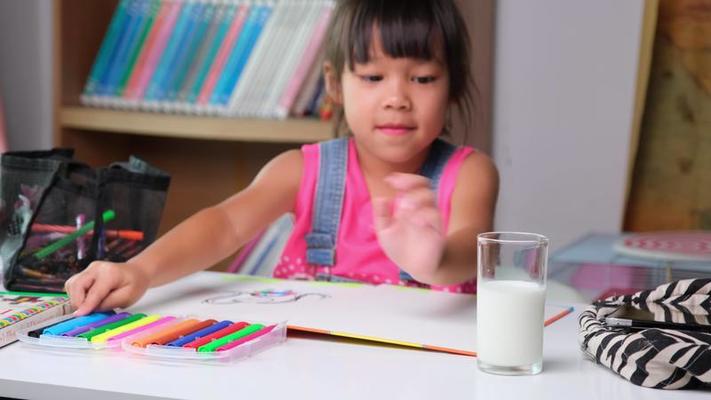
[360,75,383,82]
[413,76,437,84]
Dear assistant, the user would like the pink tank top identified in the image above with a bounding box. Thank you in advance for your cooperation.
[273,138,477,294]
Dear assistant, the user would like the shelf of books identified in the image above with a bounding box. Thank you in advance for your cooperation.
[57,0,335,143]
[54,0,338,249]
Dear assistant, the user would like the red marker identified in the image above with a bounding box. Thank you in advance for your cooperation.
[182,321,249,349]
[216,324,277,351]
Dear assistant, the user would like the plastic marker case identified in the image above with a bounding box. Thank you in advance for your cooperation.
[16,311,286,362]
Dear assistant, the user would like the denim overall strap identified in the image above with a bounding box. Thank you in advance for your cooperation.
[305,138,348,272]
[418,138,457,197]
[398,138,458,282]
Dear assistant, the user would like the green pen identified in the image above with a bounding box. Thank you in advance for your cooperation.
[197,324,264,352]
[78,313,146,340]
[34,210,117,260]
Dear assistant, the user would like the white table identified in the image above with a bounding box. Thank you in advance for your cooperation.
[0,273,707,400]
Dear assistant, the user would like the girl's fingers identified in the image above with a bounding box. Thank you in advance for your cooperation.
[395,187,436,210]
[385,172,431,191]
[372,197,394,232]
[97,285,135,311]
[75,277,119,316]
[64,272,95,313]
[410,207,442,232]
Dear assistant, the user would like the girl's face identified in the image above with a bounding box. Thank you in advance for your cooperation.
[337,35,450,169]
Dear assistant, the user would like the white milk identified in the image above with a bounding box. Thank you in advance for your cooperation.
[476,280,546,366]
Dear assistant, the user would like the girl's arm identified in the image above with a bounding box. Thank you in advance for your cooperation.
[134,150,303,286]
[435,151,498,284]
[373,151,498,285]
[65,150,304,314]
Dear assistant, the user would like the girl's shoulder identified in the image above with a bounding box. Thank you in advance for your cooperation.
[452,149,499,201]
[251,149,304,194]
[458,148,498,182]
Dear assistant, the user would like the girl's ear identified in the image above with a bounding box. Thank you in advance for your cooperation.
[323,62,343,105]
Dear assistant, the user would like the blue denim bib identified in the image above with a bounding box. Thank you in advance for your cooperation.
[305,138,457,283]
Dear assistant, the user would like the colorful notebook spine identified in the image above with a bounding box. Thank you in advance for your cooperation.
[0,297,70,329]
[80,0,335,120]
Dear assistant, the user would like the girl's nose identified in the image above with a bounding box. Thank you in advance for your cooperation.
[383,81,412,111]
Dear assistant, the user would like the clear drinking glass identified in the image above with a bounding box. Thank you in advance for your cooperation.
[476,232,549,375]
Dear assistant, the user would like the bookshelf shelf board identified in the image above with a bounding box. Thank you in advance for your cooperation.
[59,106,334,143]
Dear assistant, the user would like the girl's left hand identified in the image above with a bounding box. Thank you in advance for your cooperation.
[372,173,445,280]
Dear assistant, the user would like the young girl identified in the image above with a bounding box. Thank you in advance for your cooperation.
[65,0,498,315]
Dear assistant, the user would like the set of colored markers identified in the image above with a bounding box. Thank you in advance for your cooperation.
[17,311,286,362]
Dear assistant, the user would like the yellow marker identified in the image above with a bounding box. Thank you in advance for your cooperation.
[90,314,161,343]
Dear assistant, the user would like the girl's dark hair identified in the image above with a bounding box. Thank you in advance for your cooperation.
[325,0,475,136]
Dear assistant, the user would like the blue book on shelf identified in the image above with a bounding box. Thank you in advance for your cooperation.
[144,0,195,102]
[182,3,233,103]
[166,4,216,101]
[83,0,131,97]
[211,4,272,106]
[99,0,148,97]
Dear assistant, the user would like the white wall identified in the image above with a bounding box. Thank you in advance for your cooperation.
[0,0,54,151]
[492,0,645,250]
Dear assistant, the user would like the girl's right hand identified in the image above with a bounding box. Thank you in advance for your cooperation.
[64,260,151,316]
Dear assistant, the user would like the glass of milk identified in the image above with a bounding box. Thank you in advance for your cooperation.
[476,232,549,375]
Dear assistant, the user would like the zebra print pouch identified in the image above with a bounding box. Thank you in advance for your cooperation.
[579,279,711,389]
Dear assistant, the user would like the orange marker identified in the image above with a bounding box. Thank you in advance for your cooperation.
[130,319,216,347]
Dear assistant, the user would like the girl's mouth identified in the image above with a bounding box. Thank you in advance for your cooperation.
[375,124,416,136]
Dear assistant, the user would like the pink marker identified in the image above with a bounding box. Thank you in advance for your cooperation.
[108,315,176,342]
[215,324,277,351]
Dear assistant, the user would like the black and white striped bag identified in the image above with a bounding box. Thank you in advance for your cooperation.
[578,279,711,389]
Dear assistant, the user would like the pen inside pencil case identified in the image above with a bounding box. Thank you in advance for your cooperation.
[106,316,177,342]
[78,314,148,340]
[214,324,278,352]
[165,320,233,347]
[60,312,133,337]
[181,321,250,349]
[34,312,116,337]
[198,324,265,352]
[89,314,162,343]
[130,318,217,347]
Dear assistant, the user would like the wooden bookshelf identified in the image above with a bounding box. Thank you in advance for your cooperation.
[52,0,493,268]
[60,107,333,143]
[53,0,334,251]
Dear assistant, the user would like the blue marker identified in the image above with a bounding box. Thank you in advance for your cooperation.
[42,312,116,336]
[165,320,232,347]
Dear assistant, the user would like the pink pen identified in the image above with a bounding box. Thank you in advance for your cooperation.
[215,324,277,351]
[108,316,176,342]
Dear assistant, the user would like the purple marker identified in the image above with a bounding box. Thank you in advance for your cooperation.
[76,214,86,260]
[61,312,132,337]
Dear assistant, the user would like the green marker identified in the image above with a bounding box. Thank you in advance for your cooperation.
[78,313,146,340]
[34,210,116,260]
[197,324,264,352]
[0,291,68,297]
